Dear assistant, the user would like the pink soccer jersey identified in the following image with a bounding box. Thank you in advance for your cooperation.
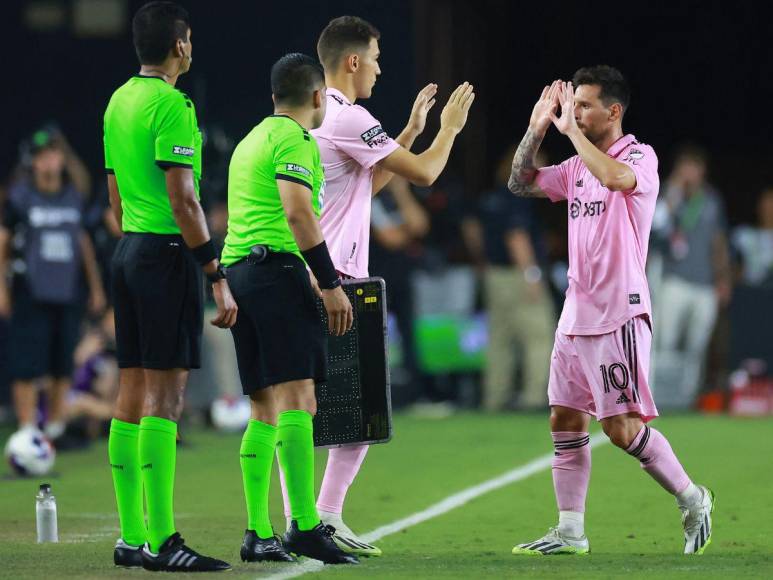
[311,88,400,278]
[536,134,659,336]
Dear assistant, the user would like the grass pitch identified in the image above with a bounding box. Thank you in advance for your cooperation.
[1,413,771,579]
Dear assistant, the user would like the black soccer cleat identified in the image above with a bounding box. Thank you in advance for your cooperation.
[114,538,143,567]
[240,529,296,563]
[283,520,359,565]
[141,532,231,572]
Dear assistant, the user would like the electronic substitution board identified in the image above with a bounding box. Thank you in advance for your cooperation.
[313,277,392,447]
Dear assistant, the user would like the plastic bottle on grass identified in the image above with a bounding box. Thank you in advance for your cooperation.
[36,483,58,543]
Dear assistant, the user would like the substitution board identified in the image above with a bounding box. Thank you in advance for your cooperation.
[313,277,392,447]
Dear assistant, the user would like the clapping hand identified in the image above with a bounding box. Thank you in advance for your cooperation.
[407,83,438,136]
[529,80,561,134]
[549,81,580,136]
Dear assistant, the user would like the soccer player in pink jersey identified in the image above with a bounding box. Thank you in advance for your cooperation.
[277,15,475,556]
[507,66,714,556]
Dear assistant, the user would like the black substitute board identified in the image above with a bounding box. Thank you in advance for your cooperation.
[313,277,392,448]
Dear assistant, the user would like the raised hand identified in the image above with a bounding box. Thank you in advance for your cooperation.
[549,82,579,136]
[407,83,438,136]
[440,81,475,135]
[529,80,561,135]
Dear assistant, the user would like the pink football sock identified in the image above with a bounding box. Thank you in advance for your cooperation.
[626,425,691,495]
[316,445,369,514]
[278,456,292,518]
[552,432,591,512]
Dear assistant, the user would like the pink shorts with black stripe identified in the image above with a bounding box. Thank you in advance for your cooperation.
[547,315,658,422]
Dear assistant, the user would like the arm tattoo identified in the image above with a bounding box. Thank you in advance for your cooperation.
[508,128,546,197]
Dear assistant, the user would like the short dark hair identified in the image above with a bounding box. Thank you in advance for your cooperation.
[572,65,630,112]
[271,53,325,107]
[317,16,380,69]
[132,1,190,65]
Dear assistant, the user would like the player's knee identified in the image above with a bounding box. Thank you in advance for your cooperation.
[249,393,278,425]
[550,406,587,432]
[601,417,641,449]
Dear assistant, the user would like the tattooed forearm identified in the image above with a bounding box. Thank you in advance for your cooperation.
[508,128,546,197]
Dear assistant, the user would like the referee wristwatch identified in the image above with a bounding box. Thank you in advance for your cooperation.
[205,263,227,284]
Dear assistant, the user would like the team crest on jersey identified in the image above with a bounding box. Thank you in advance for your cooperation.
[172,145,195,157]
[361,125,390,148]
[285,163,311,177]
[624,148,645,164]
[318,180,326,209]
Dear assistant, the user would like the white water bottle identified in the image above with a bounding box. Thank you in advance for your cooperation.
[36,483,58,543]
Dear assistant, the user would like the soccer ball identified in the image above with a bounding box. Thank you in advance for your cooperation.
[4,428,56,476]
[210,396,251,432]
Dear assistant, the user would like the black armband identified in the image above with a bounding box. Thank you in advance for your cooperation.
[301,241,340,290]
[191,239,217,266]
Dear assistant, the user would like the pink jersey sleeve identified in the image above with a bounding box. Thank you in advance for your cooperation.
[332,105,400,169]
[535,157,574,202]
[620,144,659,197]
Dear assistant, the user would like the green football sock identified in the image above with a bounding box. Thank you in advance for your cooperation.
[139,416,177,552]
[276,410,320,531]
[108,419,147,547]
[240,419,277,539]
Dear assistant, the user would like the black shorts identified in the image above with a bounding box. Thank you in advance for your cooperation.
[9,279,82,380]
[111,233,203,370]
[226,252,327,395]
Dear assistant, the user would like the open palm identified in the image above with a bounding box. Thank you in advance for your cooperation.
[529,80,561,133]
[408,83,438,135]
[550,82,579,135]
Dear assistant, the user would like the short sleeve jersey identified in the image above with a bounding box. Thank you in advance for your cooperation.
[535,134,659,335]
[221,115,324,265]
[103,75,202,234]
[311,88,400,277]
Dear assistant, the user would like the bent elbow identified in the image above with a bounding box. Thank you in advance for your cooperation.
[411,170,435,188]
[600,170,634,192]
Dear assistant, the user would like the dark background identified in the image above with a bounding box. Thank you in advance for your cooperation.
[3,0,771,222]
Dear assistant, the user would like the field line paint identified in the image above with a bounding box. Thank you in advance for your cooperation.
[263,432,609,579]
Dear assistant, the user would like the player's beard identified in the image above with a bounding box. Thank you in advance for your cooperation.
[581,125,605,147]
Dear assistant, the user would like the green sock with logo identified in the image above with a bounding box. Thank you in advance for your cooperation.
[139,416,177,552]
[108,418,147,547]
[276,410,320,531]
[240,419,278,539]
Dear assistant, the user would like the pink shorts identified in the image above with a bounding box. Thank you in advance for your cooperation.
[548,316,658,422]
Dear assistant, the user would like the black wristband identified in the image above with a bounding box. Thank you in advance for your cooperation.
[301,241,340,290]
[191,239,217,266]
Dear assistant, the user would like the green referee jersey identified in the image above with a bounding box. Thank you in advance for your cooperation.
[221,115,324,265]
[103,75,202,234]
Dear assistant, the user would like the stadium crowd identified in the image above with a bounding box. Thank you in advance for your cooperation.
[1,123,771,448]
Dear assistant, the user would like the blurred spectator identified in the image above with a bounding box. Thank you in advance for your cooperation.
[651,144,731,400]
[64,309,119,443]
[466,146,554,411]
[732,187,773,287]
[370,176,430,397]
[0,127,105,442]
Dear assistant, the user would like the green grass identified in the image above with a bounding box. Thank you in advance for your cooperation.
[1,413,771,579]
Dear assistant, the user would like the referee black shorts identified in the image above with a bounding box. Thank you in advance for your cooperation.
[226,252,327,395]
[111,233,203,370]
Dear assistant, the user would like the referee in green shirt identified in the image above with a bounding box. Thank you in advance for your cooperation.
[102,2,236,572]
[222,53,356,565]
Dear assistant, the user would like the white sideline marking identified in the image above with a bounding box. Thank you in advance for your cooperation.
[263,433,609,579]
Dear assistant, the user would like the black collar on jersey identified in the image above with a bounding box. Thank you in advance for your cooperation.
[134,74,167,81]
